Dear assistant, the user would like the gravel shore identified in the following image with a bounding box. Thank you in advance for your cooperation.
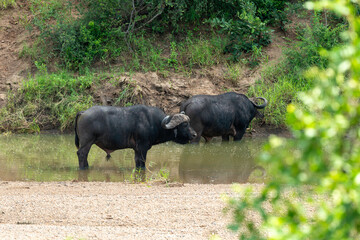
[0,181,261,240]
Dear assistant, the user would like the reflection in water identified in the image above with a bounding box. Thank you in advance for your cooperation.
[0,134,267,183]
[178,140,266,184]
[0,134,134,182]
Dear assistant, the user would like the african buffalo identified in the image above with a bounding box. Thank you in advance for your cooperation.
[180,92,267,142]
[75,105,197,170]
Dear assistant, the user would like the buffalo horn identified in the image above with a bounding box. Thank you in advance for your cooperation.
[253,97,268,109]
[161,113,190,129]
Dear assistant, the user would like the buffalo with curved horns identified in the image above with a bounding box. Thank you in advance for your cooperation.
[75,105,197,170]
[180,92,267,142]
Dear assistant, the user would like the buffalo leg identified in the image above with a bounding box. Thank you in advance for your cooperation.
[133,149,148,182]
[77,142,93,170]
[234,128,246,141]
[134,149,148,170]
[222,135,230,141]
[223,125,236,142]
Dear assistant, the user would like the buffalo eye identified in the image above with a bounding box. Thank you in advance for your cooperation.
[183,122,188,127]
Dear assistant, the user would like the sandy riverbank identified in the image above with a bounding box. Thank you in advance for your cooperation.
[0,181,264,240]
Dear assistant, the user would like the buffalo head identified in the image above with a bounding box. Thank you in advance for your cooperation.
[161,112,197,144]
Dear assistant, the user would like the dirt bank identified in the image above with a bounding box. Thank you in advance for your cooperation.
[0,181,262,240]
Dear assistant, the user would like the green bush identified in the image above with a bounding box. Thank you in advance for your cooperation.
[50,20,116,69]
[29,0,127,69]
[226,0,360,239]
[253,0,289,29]
[26,0,290,70]
[153,0,239,32]
[209,0,272,62]
[154,0,288,32]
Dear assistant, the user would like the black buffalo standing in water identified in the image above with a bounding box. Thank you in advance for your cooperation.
[75,105,197,170]
[180,92,267,143]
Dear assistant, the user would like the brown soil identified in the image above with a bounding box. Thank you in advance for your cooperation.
[0,1,34,106]
[0,181,262,240]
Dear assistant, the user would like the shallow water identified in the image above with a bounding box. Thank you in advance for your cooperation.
[0,134,268,184]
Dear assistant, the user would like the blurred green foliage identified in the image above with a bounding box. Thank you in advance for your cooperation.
[226,0,360,239]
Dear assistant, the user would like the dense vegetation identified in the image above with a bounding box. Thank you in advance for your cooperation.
[24,0,286,69]
[0,0,347,131]
[225,0,360,239]
[21,0,288,71]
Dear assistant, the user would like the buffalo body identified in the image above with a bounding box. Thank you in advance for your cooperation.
[180,92,267,142]
[75,105,196,170]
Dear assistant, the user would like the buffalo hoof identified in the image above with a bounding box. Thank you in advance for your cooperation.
[79,166,89,170]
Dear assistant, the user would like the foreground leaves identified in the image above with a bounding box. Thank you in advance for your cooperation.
[226,0,360,239]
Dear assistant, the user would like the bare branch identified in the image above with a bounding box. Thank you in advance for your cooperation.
[134,5,164,32]
[123,0,166,51]
[124,0,137,51]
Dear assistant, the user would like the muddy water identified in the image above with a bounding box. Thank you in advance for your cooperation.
[0,134,267,184]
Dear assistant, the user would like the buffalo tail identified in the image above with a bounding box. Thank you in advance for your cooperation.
[74,111,83,149]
